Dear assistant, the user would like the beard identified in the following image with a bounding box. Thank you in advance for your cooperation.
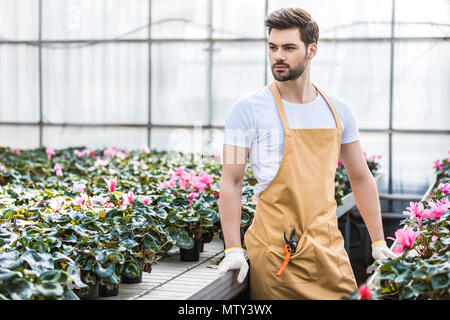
[271,52,308,82]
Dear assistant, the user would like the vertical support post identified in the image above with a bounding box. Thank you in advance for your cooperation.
[388,0,396,212]
[147,0,152,149]
[38,0,43,147]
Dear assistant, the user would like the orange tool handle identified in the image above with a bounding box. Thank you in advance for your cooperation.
[276,244,292,277]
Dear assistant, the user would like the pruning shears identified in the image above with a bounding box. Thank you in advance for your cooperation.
[276,228,298,277]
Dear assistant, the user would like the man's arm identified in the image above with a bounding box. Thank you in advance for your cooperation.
[219,143,249,248]
[339,140,384,243]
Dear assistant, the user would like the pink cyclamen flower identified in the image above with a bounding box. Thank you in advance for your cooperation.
[91,195,110,206]
[73,183,86,193]
[104,177,117,193]
[387,227,421,254]
[402,201,430,226]
[198,171,213,186]
[187,192,200,200]
[122,191,135,206]
[54,163,63,177]
[359,286,372,300]
[49,197,64,213]
[425,199,449,220]
[0,165,6,173]
[432,235,439,242]
[439,183,450,195]
[94,158,108,168]
[140,145,150,154]
[106,203,115,208]
[142,197,151,205]
[46,148,55,161]
[11,148,20,155]
[75,193,89,210]
[432,160,444,174]
[158,181,171,189]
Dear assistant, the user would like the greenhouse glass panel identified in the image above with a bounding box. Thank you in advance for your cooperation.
[151,128,212,157]
[212,0,266,39]
[42,0,149,40]
[0,0,38,40]
[0,45,39,122]
[211,41,266,126]
[308,42,390,130]
[392,133,450,194]
[151,42,208,125]
[395,0,450,38]
[42,43,148,124]
[0,125,39,149]
[393,41,450,131]
[151,0,209,39]
[268,0,392,38]
[43,126,147,150]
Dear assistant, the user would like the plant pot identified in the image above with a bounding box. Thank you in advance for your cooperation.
[121,260,144,284]
[76,281,100,300]
[99,284,119,297]
[200,240,204,252]
[180,239,202,262]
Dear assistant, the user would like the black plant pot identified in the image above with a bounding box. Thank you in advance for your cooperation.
[77,281,100,300]
[121,260,144,284]
[200,241,204,252]
[99,284,119,297]
[180,239,202,262]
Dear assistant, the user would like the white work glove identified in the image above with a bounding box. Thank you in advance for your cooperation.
[371,240,398,260]
[218,247,249,283]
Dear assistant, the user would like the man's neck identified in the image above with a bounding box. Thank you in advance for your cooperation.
[275,73,318,104]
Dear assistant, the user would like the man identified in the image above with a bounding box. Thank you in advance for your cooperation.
[217,8,397,300]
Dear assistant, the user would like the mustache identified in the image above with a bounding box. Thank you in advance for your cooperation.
[273,63,290,68]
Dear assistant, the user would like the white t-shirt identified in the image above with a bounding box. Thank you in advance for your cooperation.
[223,85,360,198]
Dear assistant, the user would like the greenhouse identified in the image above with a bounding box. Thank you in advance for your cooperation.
[0,0,449,303]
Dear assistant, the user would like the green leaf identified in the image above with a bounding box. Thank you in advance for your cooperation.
[95,262,115,279]
[174,229,194,249]
[21,250,54,272]
[431,273,450,290]
[39,270,69,285]
[2,209,15,220]
[36,282,64,297]
[3,278,34,300]
[0,267,20,281]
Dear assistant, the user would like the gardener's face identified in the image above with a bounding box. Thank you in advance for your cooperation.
[268,28,313,82]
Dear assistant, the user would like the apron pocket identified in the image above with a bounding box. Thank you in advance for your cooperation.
[267,230,318,284]
[328,222,355,279]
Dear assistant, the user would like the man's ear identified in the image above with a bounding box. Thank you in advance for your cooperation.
[307,43,317,59]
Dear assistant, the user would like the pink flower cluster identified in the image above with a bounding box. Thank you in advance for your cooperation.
[158,167,217,203]
[439,183,450,195]
[103,145,128,160]
[54,163,63,177]
[387,227,421,254]
[46,148,55,161]
[432,160,445,174]
[74,148,95,158]
[402,199,449,226]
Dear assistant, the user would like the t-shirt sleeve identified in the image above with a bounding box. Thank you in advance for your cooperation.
[223,96,256,148]
[341,101,360,144]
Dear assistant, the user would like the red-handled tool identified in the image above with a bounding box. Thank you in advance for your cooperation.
[276,228,297,277]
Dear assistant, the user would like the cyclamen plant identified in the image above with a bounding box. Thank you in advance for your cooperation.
[348,150,450,300]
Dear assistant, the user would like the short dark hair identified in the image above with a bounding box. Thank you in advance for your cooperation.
[265,8,319,48]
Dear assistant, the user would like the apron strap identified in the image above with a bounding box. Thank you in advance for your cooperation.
[269,81,290,131]
[269,81,342,131]
[312,84,342,130]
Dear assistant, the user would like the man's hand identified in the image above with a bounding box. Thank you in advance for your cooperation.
[371,240,398,260]
[218,247,249,283]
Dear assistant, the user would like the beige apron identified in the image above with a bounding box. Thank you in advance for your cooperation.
[244,81,357,300]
